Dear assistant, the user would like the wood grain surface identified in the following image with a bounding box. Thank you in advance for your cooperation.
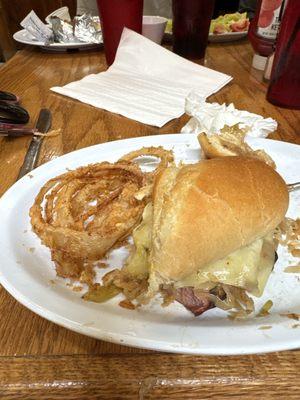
[0,40,299,399]
[1,352,300,399]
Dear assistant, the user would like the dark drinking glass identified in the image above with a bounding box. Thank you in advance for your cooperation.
[97,0,143,66]
[266,0,300,109]
[172,0,215,60]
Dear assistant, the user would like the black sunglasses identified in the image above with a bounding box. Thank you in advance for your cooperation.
[0,90,19,104]
[0,91,29,125]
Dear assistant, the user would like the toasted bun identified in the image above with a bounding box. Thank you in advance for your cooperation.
[150,157,289,285]
[198,132,237,158]
[198,132,276,168]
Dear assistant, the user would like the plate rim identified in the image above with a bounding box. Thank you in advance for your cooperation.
[13,28,103,48]
[0,133,299,355]
[209,30,248,36]
[208,30,248,43]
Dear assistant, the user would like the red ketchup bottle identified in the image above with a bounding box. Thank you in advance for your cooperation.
[266,0,300,109]
[248,0,284,70]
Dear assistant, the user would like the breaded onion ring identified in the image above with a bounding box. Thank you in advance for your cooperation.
[119,146,174,177]
[30,161,147,278]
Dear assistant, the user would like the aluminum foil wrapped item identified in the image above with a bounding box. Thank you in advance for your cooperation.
[21,9,102,45]
[50,16,76,43]
[74,14,102,44]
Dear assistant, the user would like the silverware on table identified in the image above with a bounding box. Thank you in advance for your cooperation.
[17,109,52,179]
[288,182,300,192]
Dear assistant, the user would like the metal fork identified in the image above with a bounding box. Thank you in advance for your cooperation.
[288,182,300,192]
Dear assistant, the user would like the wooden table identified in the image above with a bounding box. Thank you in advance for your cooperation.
[0,41,299,399]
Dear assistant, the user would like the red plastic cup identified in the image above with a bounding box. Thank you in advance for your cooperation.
[172,0,215,60]
[97,0,143,66]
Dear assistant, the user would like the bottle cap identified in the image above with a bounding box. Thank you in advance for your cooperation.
[252,53,267,70]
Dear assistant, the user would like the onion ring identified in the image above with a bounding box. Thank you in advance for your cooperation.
[30,147,174,281]
[119,146,174,177]
[30,161,147,278]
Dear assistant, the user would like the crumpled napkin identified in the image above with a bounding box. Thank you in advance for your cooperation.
[51,28,232,127]
[181,92,277,137]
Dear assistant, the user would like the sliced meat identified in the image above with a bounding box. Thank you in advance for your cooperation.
[175,287,214,316]
[230,19,250,32]
[213,24,227,34]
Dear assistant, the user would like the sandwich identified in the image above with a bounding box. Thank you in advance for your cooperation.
[91,155,289,317]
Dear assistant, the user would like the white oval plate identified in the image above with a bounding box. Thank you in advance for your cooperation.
[0,134,299,355]
[13,29,103,51]
[208,31,247,43]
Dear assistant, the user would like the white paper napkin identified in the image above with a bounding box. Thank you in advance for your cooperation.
[21,10,53,42]
[51,28,232,127]
[181,91,277,137]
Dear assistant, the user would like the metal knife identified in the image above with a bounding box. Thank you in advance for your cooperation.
[17,109,52,179]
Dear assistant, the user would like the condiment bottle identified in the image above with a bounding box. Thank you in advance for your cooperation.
[266,0,300,109]
[248,0,284,70]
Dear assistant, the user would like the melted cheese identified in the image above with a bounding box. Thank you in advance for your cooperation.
[175,232,275,297]
[123,203,152,277]
[126,202,276,297]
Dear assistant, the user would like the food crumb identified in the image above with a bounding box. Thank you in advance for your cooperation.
[72,285,83,292]
[259,325,272,330]
[292,324,300,329]
[119,299,135,310]
[97,262,108,269]
[28,247,35,253]
[280,313,300,321]
[49,279,56,284]
[28,174,33,179]
[23,230,27,234]
[257,300,273,317]
[284,265,300,273]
